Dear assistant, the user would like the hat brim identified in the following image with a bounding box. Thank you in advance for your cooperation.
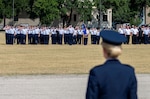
[100,30,127,45]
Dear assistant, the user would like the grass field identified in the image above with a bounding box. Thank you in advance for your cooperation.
[0,32,150,75]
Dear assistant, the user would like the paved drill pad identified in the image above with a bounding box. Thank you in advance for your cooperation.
[0,74,149,99]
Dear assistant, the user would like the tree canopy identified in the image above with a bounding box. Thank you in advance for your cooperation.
[31,0,59,25]
[56,0,93,26]
[94,0,150,25]
[0,0,150,26]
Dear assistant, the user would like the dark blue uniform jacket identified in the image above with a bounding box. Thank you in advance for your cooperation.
[86,59,137,99]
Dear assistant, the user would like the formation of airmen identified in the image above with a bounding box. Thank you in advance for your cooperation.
[4,24,150,45]
[3,25,101,45]
[118,24,150,44]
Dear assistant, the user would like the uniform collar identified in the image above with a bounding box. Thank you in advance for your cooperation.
[104,58,121,64]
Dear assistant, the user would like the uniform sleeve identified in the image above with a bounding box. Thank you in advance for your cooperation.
[86,69,99,99]
[128,69,138,99]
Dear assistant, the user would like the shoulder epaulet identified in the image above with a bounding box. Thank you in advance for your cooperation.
[91,64,104,70]
[123,64,134,69]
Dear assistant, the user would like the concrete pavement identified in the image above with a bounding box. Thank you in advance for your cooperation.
[0,74,149,99]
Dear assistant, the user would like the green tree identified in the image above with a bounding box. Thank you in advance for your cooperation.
[14,0,29,15]
[0,0,59,25]
[57,0,93,27]
[111,0,131,23]
[0,0,13,26]
[0,0,3,23]
[0,0,29,26]
[31,0,59,25]
[77,0,93,22]
[93,0,131,23]
[1,0,150,26]
[57,0,79,26]
[131,0,150,9]
[93,0,148,26]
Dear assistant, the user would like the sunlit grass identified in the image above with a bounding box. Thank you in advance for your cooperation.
[0,32,149,75]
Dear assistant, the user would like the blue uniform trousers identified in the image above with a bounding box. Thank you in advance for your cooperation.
[40,34,44,44]
[84,38,88,45]
[5,33,8,44]
[20,34,26,44]
[64,34,68,44]
[73,35,77,44]
[28,34,33,44]
[144,34,149,44]
[96,36,100,45]
[7,34,14,44]
[91,35,94,44]
[92,35,97,44]
[43,35,49,44]
[51,34,57,44]
[77,34,82,44]
[33,34,39,44]
[58,34,63,44]
[68,34,73,45]
[126,35,130,44]
[132,35,138,44]
[16,34,21,44]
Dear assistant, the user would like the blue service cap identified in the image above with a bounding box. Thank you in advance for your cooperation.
[100,30,127,45]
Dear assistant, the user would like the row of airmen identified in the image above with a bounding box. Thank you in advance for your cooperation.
[118,25,150,44]
[3,25,101,45]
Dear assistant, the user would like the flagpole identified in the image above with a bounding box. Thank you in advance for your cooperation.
[13,0,14,26]
[99,0,101,28]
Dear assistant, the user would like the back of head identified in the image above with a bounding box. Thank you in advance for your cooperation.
[101,42,122,58]
[100,30,126,58]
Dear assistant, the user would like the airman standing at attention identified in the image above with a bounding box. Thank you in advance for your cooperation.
[77,27,83,44]
[3,25,10,44]
[131,25,139,44]
[64,26,69,44]
[20,26,27,44]
[96,27,101,45]
[51,27,57,44]
[124,25,131,44]
[34,27,40,44]
[86,30,137,99]
[9,26,15,44]
[143,25,150,44]
[27,26,33,44]
[73,26,78,44]
[15,26,21,44]
[118,25,124,35]
[44,27,50,44]
[68,25,74,45]
[83,27,89,45]
[91,28,97,44]
[58,27,64,45]
[90,28,94,44]
[149,26,150,43]
[40,26,45,44]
